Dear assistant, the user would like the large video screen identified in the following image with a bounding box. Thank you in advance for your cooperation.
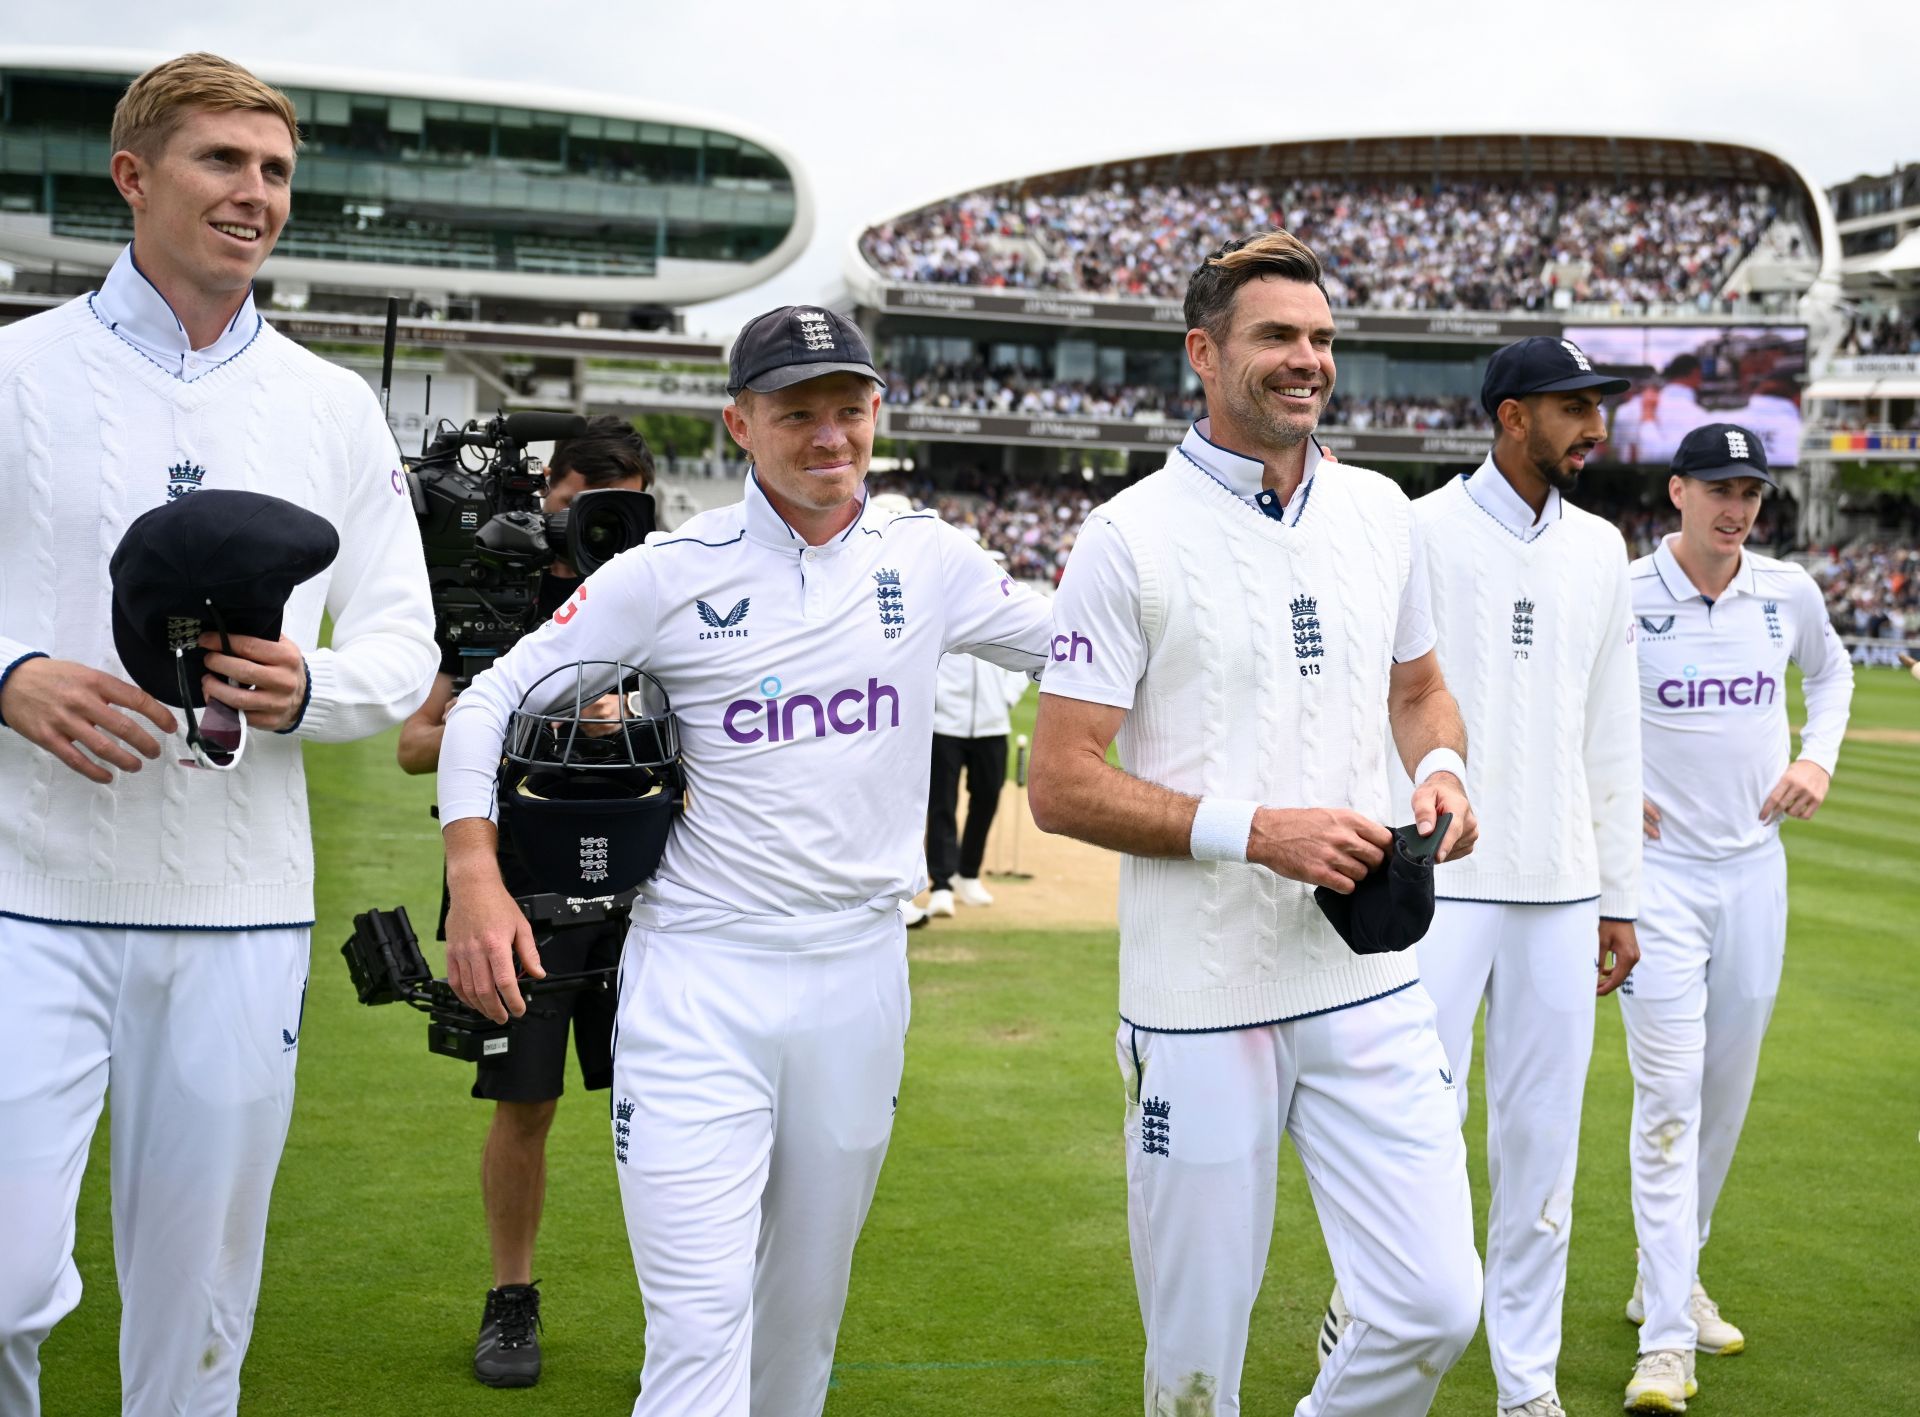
[1564,325,1807,468]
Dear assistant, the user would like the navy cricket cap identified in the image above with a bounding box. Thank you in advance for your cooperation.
[726,306,885,397]
[109,490,338,707]
[1481,336,1631,417]
[1670,422,1775,487]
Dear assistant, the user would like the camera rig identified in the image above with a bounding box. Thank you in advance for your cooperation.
[405,410,656,689]
[342,894,628,1062]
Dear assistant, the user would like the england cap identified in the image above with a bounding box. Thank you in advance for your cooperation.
[109,489,339,707]
[1670,421,1775,487]
[726,305,885,397]
[1481,335,1631,416]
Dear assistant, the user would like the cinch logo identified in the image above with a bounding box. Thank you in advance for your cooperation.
[1656,666,1778,708]
[722,674,902,744]
[1052,631,1093,664]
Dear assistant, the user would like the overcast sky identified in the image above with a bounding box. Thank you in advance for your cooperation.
[12,0,1914,337]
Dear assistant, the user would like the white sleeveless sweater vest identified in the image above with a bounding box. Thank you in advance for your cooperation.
[1099,454,1418,1030]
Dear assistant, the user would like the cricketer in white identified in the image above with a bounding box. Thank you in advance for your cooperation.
[1395,453,1643,1414]
[1032,233,1482,1417]
[1624,518,1851,1370]
[0,58,436,1417]
[439,369,1052,1414]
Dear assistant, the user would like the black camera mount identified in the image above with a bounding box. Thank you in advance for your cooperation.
[342,892,628,1062]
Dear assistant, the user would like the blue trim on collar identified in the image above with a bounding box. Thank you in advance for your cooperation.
[653,529,748,551]
[87,293,264,384]
[0,651,50,728]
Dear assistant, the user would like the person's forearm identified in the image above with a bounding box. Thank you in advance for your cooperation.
[396,718,444,775]
[1030,746,1199,857]
[444,816,506,892]
[1389,675,1466,780]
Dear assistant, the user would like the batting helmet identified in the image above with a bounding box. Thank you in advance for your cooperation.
[496,661,683,898]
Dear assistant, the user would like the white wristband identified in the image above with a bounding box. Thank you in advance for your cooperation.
[1414,748,1467,786]
[1190,797,1259,864]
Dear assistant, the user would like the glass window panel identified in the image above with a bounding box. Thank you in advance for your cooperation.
[568,113,601,138]
[639,124,671,145]
[315,91,351,126]
[673,127,705,149]
[605,119,636,141]
[461,104,494,124]
[388,98,423,134]
[496,106,531,129]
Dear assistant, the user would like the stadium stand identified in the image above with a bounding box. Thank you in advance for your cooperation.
[860,176,1799,313]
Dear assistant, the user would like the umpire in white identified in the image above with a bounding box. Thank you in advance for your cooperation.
[1374,337,1644,1417]
[439,307,1052,1417]
[1031,231,1483,1417]
[1619,423,1852,1411]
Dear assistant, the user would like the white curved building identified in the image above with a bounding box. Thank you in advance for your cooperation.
[0,48,813,316]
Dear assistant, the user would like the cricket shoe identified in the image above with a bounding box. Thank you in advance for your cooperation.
[1625,1269,1745,1355]
[902,901,931,929]
[1315,1282,1350,1367]
[1500,1397,1568,1417]
[953,876,995,907]
[1623,1349,1696,1412]
[475,1280,542,1388]
[927,888,956,918]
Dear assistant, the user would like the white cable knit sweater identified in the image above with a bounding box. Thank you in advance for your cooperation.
[0,297,437,928]
[1392,476,1641,917]
[1098,455,1415,1030]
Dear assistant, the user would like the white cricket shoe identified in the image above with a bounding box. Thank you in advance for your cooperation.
[901,901,930,929]
[1499,1395,1567,1417]
[1625,1269,1745,1355]
[952,876,994,907]
[927,888,956,918]
[1315,1282,1349,1367]
[1624,1349,1696,1411]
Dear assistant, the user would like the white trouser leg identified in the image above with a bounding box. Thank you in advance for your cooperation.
[614,912,905,1417]
[1695,847,1786,1259]
[1621,859,1712,1353]
[113,927,308,1417]
[1118,1020,1281,1416]
[0,919,118,1417]
[1413,900,1501,1128]
[749,926,907,1417]
[1479,900,1598,1407]
[1291,985,1481,1417]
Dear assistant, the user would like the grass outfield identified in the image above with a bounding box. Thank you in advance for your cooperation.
[40,670,1920,1414]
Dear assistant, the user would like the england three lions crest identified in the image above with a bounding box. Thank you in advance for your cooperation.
[1291,594,1323,677]
[874,568,906,639]
[166,462,207,501]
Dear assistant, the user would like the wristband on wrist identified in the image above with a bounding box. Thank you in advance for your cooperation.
[1190,797,1259,864]
[1414,747,1467,786]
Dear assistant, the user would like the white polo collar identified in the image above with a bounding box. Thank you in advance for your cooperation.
[89,244,261,382]
[1176,418,1319,525]
[742,469,872,555]
[1464,454,1561,542]
[1652,534,1757,604]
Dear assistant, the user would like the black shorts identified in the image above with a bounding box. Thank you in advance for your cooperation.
[471,924,623,1104]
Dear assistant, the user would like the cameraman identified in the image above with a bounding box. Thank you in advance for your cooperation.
[396,414,652,1389]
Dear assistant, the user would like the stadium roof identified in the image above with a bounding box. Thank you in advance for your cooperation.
[0,47,815,307]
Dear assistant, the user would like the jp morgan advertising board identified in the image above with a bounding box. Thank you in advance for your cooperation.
[874,284,1556,343]
[881,408,1491,464]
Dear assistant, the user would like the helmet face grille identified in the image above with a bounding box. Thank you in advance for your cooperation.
[497,660,684,895]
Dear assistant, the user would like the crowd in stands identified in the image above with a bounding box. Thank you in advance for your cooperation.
[860,177,1782,312]
[1809,544,1920,641]
[1836,305,1920,357]
[882,367,1490,431]
[881,366,1202,422]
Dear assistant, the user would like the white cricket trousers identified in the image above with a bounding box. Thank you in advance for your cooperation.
[0,916,307,1417]
[1118,984,1481,1417]
[1418,897,1598,1408]
[613,903,908,1417]
[1620,844,1785,1353]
